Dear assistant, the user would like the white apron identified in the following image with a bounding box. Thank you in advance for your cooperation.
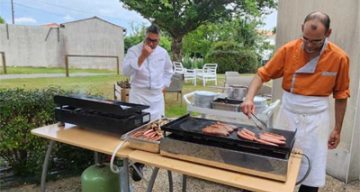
[129,87,164,121]
[275,91,330,187]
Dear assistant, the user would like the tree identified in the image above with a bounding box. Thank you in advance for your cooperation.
[119,0,276,61]
[0,16,5,24]
[183,17,263,58]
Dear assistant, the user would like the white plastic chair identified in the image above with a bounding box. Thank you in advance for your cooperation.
[196,63,218,86]
[173,61,185,74]
[173,61,196,86]
[224,71,241,87]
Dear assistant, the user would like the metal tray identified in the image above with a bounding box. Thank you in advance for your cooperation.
[211,98,242,112]
[122,119,171,153]
[122,123,160,153]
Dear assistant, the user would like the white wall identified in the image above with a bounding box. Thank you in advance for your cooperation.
[273,0,360,182]
[0,17,125,70]
[63,18,124,70]
[0,24,62,67]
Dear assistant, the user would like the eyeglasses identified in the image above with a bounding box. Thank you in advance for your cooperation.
[302,36,325,46]
[145,37,159,43]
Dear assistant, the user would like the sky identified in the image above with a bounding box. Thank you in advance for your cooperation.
[0,0,277,35]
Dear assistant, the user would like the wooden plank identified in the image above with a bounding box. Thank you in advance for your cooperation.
[31,124,133,158]
[129,150,302,192]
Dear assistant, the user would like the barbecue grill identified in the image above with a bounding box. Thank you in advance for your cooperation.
[54,95,150,135]
[160,114,297,182]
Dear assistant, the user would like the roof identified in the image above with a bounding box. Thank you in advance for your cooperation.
[44,23,60,27]
[61,16,126,32]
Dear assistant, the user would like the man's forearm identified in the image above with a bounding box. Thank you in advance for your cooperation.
[245,74,264,101]
[137,55,146,67]
[334,99,347,133]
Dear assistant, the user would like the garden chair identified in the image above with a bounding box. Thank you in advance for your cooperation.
[196,63,218,86]
[224,71,241,87]
[173,61,185,74]
[165,73,184,104]
[172,61,196,85]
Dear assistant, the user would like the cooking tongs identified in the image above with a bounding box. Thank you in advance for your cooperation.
[250,112,268,131]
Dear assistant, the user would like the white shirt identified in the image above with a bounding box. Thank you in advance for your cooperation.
[122,42,174,90]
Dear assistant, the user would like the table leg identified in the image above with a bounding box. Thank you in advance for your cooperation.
[167,170,173,192]
[182,175,187,192]
[146,167,159,192]
[41,140,55,192]
[120,158,130,192]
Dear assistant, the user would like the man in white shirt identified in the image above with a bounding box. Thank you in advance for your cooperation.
[122,24,173,120]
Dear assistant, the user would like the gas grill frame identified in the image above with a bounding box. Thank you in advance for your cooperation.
[161,114,296,159]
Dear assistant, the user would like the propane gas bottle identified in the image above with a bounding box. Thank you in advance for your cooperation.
[81,164,120,192]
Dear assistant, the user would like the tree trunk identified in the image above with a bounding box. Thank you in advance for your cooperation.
[171,36,183,62]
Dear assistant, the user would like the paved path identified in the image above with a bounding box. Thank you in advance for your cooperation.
[0,73,111,80]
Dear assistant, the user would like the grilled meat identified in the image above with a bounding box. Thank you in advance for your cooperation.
[131,119,169,141]
[202,126,229,136]
[237,128,286,147]
[214,122,236,133]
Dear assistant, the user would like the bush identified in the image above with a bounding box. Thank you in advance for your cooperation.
[0,87,93,179]
[182,54,204,69]
[205,41,259,73]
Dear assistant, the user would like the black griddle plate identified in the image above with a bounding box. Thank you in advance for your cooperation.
[161,114,296,159]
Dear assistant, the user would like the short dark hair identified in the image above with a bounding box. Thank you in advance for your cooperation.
[304,11,331,31]
[146,24,160,34]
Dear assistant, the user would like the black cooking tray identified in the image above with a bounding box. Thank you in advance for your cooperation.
[55,106,150,135]
[212,98,243,104]
[54,95,149,117]
[161,114,296,159]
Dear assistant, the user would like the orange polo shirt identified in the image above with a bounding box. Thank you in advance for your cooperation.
[258,39,350,99]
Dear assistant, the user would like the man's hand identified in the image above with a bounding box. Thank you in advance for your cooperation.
[328,129,341,149]
[138,45,153,66]
[329,99,347,149]
[240,99,255,118]
[240,74,263,117]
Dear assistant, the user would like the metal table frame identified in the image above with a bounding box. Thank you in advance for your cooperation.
[33,124,174,192]
[33,123,301,192]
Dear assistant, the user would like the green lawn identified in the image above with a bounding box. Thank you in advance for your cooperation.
[0,66,114,74]
[0,73,236,117]
[0,69,260,117]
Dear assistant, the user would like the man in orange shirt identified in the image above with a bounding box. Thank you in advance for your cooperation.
[241,11,350,192]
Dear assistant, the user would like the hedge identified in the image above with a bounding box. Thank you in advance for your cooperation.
[0,87,93,179]
[205,41,259,73]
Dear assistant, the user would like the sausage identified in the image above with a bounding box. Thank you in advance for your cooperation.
[241,128,256,137]
[262,132,286,141]
[237,130,255,140]
[259,134,286,145]
[254,137,279,146]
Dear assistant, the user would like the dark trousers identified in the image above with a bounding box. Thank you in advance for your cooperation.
[298,185,319,192]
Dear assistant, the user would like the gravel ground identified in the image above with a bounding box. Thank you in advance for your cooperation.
[2,166,359,192]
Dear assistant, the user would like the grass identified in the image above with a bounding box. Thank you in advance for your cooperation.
[0,66,114,75]
[0,71,257,117]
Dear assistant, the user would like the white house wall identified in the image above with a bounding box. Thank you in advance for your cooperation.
[0,24,62,67]
[0,17,124,70]
[63,18,124,70]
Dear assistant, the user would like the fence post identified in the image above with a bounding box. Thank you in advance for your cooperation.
[65,55,69,77]
[116,56,120,75]
[1,52,6,74]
